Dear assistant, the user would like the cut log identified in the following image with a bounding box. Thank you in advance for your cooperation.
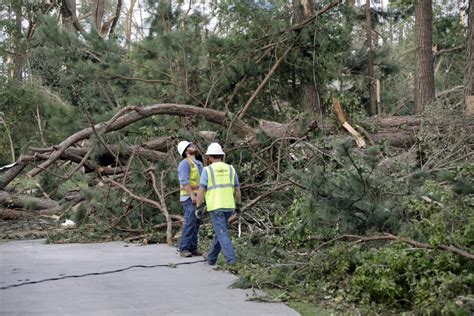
[366,116,422,147]
[0,208,37,220]
[0,190,59,210]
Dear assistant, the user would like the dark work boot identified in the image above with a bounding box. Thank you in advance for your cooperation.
[191,250,203,256]
[180,250,192,258]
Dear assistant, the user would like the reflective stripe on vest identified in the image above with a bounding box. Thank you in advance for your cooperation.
[180,158,200,196]
[207,163,234,191]
[204,162,236,211]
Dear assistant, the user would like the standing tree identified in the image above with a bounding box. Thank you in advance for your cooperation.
[60,0,83,33]
[91,0,106,31]
[293,0,321,116]
[414,0,435,114]
[366,0,377,115]
[466,0,474,113]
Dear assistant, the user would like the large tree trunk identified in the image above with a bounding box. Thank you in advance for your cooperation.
[125,0,137,49]
[301,82,319,114]
[91,0,106,30]
[0,190,59,210]
[60,0,83,33]
[415,0,435,114]
[293,0,320,115]
[366,0,377,116]
[466,0,474,114]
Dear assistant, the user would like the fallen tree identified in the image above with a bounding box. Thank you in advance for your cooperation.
[0,190,59,210]
[0,208,49,220]
[2,103,470,189]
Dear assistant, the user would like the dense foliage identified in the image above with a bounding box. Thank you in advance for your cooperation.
[0,0,472,313]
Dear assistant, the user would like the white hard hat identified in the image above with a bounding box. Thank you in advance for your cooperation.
[205,142,225,155]
[177,141,191,156]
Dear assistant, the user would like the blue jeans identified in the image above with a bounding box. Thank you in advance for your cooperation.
[208,210,237,265]
[179,198,201,252]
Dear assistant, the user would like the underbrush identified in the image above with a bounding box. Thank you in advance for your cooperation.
[230,149,473,314]
[232,236,473,314]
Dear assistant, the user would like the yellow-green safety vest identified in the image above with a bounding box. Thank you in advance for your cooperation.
[180,158,200,197]
[204,162,236,211]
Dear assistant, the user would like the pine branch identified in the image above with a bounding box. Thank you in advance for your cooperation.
[313,234,474,261]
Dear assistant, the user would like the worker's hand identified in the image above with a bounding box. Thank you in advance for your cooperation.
[195,204,205,219]
[191,195,197,204]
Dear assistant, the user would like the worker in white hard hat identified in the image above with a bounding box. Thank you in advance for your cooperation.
[196,142,241,265]
[177,140,204,258]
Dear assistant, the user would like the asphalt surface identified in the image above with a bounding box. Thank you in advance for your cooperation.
[0,240,298,316]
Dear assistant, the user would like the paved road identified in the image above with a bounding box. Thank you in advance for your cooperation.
[0,240,298,316]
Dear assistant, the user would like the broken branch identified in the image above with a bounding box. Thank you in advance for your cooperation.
[314,234,474,261]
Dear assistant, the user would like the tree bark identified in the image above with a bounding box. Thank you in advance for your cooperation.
[0,208,36,220]
[0,190,59,210]
[293,0,320,115]
[60,0,84,33]
[108,0,122,37]
[0,207,60,220]
[125,0,137,49]
[415,0,435,114]
[91,0,106,30]
[366,0,377,116]
[466,0,474,113]
[0,158,32,190]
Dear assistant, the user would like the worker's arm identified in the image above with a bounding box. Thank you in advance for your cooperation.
[196,187,206,208]
[233,168,241,205]
[182,184,197,203]
[196,167,208,208]
[235,186,241,204]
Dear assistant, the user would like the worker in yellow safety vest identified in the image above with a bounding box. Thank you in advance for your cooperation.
[197,143,241,265]
[177,141,204,258]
